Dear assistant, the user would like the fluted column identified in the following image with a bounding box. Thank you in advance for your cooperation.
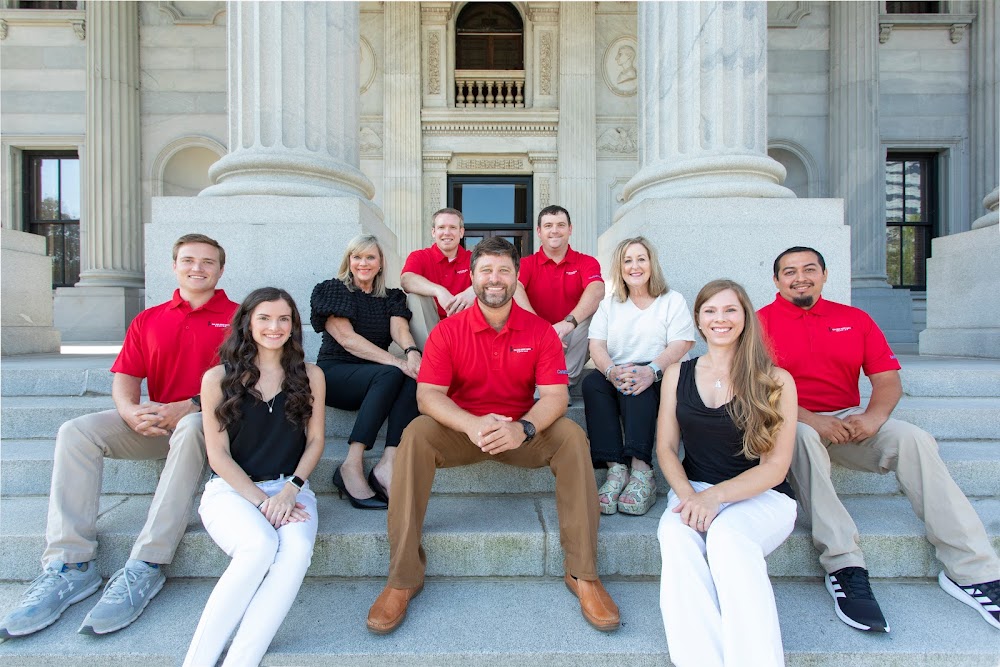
[829,1,885,288]
[201,1,374,199]
[969,2,998,228]
[383,2,423,255]
[557,2,597,251]
[78,0,143,287]
[621,1,792,205]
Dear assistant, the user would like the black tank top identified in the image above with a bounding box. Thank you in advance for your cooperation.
[223,391,306,480]
[676,358,793,498]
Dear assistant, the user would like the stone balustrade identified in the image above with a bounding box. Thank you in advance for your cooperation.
[455,69,525,108]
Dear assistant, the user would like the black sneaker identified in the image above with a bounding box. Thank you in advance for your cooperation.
[825,567,889,632]
[938,571,1000,630]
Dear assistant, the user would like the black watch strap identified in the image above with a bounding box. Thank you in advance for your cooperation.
[516,419,536,443]
[190,394,201,408]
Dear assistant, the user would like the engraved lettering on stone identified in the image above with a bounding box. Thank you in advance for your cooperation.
[598,126,638,154]
[539,32,552,95]
[428,31,441,94]
[457,158,525,170]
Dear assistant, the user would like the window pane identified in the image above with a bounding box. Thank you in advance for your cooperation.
[464,235,486,250]
[59,158,81,220]
[34,159,61,221]
[885,161,904,223]
[901,225,928,288]
[64,220,80,286]
[886,226,901,286]
[460,184,516,224]
[903,160,923,222]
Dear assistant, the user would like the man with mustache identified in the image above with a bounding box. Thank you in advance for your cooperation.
[758,246,1000,634]
[367,236,619,636]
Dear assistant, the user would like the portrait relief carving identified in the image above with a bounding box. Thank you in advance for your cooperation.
[603,36,638,97]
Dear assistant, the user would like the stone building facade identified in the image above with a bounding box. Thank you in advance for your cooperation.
[1,1,997,357]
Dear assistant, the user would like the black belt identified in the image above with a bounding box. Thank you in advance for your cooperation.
[210,472,293,483]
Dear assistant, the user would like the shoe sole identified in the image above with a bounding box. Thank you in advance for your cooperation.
[366,584,423,636]
[0,575,102,639]
[78,575,165,636]
[563,579,620,632]
[824,575,889,633]
[617,502,654,516]
[937,571,1000,630]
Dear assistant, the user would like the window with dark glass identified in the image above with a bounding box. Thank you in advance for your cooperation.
[885,2,941,14]
[885,153,937,290]
[23,151,81,287]
[15,1,78,8]
[455,2,524,70]
[448,175,533,259]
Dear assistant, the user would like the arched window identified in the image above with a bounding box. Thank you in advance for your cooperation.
[456,2,523,70]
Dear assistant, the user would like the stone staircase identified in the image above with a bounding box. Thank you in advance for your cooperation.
[1,353,999,665]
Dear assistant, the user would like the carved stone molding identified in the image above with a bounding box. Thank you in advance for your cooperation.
[450,155,530,173]
[427,31,441,95]
[539,177,551,208]
[0,19,7,40]
[0,8,85,38]
[360,36,377,94]
[71,18,84,40]
[422,110,559,137]
[420,3,453,24]
[602,36,638,97]
[539,31,553,95]
[949,23,966,44]
[879,23,893,44]
[597,125,638,156]
[360,125,384,157]
[157,1,226,26]
[767,1,811,28]
[526,2,559,24]
[877,13,974,44]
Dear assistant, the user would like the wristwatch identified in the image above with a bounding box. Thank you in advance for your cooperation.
[286,475,306,490]
[516,419,536,443]
[648,363,663,382]
[190,394,201,409]
[563,314,578,328]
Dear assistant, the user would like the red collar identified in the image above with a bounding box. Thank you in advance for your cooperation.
[769,293,829,318]
[535,245,578,266]
[168,289,231,313]
[468,299,528,334]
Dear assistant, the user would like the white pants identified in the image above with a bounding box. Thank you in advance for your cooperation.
[657,481,797,667]
[183,477,318,667]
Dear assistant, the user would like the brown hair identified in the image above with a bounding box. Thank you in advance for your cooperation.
[432,207,464,227]
[172,233,226,267]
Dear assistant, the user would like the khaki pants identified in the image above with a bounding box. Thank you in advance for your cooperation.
[406,294,440,350]
[562,316,592,387]
[789,407,1000,585]
[43,409,206,567]
[387,415,600,588]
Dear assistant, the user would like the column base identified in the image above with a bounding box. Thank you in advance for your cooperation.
[1,229,61,355]
[851,285,917,345]
[919,226,1000,359]
[53,286,145,343]
[600,197,849,355]
[149,196,394,361]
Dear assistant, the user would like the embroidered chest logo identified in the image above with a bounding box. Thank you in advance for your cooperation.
[456,269,469,275]
[510,346,533,353]
[829,326,852,333]
[566,270,578,276]
[209,322,231,328]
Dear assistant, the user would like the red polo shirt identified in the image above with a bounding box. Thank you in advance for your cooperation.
[401,244,473,318]
[518,245,603,324]
[757,294,900,413]
[418,301,568,420]
[111,289,238,404]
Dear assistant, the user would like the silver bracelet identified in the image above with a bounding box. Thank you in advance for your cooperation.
[605,364,615,380]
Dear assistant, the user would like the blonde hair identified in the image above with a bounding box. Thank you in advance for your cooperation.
[609,237,668,302]
[693,279,783,460]
[337,234,387,298]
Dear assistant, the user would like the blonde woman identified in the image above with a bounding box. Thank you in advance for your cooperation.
[584,237,694,515]
[656,280,798,667]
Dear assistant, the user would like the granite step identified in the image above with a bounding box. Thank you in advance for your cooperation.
[3,439,998,498]
[0,578,997,666]
[2,493,998,582]
[5,394,999,441]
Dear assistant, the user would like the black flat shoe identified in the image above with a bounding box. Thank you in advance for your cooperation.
[368,469,390,504]
[333,467,388,510]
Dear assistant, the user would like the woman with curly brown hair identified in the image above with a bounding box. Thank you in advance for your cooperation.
[656,280,798,667]
[184,287,325,667]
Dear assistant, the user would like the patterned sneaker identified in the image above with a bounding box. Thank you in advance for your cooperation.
[825,567,889,632]
[0,561,101,639]
[617,468,657,516]
[598,463,629,515]
[938,571,1000,630]
[78,560,165,635]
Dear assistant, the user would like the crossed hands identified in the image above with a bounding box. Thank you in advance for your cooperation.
[607,364,656,396]
[439,287,476,317]
[672,487,723,531]
[466,414,527,455]
[122,400,197,437]
[258,485,311,528]
[811,412,885,444]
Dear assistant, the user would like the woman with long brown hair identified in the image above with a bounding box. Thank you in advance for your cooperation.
[656,280,797,667]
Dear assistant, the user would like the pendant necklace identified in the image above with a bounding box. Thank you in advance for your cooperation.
[714,378,723,389]
[264,394,277,413]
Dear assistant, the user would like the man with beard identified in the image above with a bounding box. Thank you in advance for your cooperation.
[758,246,1000,634]
[367,237,619,636]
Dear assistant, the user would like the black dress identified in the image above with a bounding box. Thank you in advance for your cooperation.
[675,357,794,498]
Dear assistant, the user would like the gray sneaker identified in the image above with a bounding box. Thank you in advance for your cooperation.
[78,560,165,635]
[0,561,101,639]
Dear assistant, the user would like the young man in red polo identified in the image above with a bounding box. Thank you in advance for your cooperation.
[758,246,1000,634]
[0,234,238,640]
[400,207,474,347]
[515,205,605,388]
[367,236,619,635]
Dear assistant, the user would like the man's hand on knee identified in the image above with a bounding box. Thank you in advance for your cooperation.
[469,414,524,454]
[121,402,171,437]
[843,412,887,443]
[808,414,854,445]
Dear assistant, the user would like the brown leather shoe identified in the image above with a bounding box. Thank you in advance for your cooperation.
[564,574,620,632]
[366,583,423,635]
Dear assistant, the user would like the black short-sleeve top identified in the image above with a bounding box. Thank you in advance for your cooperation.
[310,278,411,364]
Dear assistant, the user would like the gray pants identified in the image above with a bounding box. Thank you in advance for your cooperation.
[43,409,206,567]
[789,407,1000,585]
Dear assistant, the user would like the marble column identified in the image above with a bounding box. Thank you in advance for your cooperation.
[620,1,793,206]
[382,2,423,256]
[828,1,885,289]
[201,1,374,200]
[557,2,598,252]
[972,186,999,230]
[969,1,998,227]
[79,0,143,288]
[54,1,145,342]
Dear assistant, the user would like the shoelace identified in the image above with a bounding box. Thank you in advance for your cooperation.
[20,567,71,607]
[99,566,142,605]
[837,568,876,600]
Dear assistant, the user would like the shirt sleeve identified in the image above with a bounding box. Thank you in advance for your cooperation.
[401,249,427,277]
[517,254,535,288]
[386,288,413,321]
[860,312,901,376]
[535,324,570,386]
[579,254,604,287]
[310,279,356,333]
[110,314,148,379]
[664,291,696,342]
[588,298,609,341]
[417,322,454,386]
